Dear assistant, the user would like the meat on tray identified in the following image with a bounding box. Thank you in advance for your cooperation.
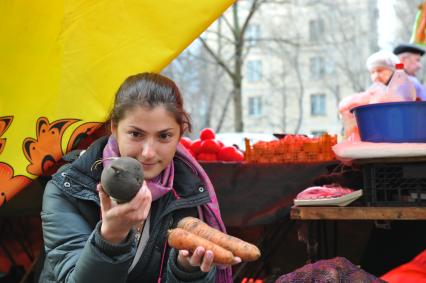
[296,185,354,200]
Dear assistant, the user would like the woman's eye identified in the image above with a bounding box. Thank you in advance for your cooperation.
[129,131,141,138]
[159,132,172,140]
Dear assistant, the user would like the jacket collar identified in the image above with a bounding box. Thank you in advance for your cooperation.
[71,136,109,183]
[172,158,204,197]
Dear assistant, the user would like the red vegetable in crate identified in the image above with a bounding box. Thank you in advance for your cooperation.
[180,137,192,149]
[200,128,215,140]
[190,139,202,154]
[187,149,196,157]
[218,146,244,162]
[201,139,221,154]
[197,152,218,161]
[232,150,244,162]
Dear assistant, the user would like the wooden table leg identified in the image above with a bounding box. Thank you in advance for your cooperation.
[297,221,319,263]
[307,221,319,262]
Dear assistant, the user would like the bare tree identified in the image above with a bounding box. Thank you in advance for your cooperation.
[199,0,274,132]
[259,0,376,134]
[163,48,218,138]
[168,0,379,136]
[322,0,376,93]
[265,38,305,133]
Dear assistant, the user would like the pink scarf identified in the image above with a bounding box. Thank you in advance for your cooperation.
[103,136,232,282]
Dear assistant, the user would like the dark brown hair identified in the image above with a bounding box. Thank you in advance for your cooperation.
[108,73,192,134]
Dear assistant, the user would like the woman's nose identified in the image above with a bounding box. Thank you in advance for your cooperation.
[141,140,155,159]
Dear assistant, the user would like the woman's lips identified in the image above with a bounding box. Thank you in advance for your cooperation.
[142,162,156,169]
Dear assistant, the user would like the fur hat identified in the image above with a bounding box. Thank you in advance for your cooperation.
[393,43,425,56]
[366,50,400,72]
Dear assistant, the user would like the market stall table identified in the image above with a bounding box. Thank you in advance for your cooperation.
[201,161,337,227]
[291,206,426,262]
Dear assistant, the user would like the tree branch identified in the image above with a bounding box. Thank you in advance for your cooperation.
[215,90,234,133]
[199,37,236,80]
[203,30,236,45]
[240,0,265,39]
[221,15,238,39]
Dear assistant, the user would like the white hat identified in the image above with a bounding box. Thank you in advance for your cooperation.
[366,50,400,72]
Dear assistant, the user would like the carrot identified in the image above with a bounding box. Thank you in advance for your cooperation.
[177,217,261,262]
[167,228,235,265]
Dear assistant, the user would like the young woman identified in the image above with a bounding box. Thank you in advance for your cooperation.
[39,73,239,282]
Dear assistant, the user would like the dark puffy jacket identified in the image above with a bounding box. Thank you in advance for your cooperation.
[39,137,216,283]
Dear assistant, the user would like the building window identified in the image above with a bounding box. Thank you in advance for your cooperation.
[246,24,260,47]
[311,94,326,116]
[246,60,262,82]
[310,56,325,79]
[249,96,262,116]
[309,19,324,42]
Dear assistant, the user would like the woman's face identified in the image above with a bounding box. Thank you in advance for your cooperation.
[370,66,394,84]
[111,105,181,180]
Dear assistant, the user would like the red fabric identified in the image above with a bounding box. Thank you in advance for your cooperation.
[381,249,426,283]
[0,217,43,273]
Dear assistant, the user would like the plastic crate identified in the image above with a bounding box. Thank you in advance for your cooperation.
[362,161,426,206]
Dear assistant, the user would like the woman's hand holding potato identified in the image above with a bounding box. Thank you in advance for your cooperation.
[99,182,152,244]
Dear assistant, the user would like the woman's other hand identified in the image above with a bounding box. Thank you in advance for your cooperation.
[99,181,152,243]
[177,247,241,273]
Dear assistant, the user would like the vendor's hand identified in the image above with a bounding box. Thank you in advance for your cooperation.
[177,247,241,273]
[98,182,152,244]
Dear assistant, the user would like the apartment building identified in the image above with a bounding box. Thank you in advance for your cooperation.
[202,0,379,136]
[167,0,378,138]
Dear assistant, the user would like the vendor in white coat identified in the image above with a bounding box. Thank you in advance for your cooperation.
[339,50,400,141]
[366,50,400,85]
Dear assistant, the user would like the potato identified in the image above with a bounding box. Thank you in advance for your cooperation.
[100,157,144,203]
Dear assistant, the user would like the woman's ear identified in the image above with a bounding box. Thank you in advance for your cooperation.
[110,122,117,138]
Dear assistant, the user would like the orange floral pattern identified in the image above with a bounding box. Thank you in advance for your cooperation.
[23,117,78,176]
[0,162,31,206]
[0,116,13,155]
[66,122,104,152]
